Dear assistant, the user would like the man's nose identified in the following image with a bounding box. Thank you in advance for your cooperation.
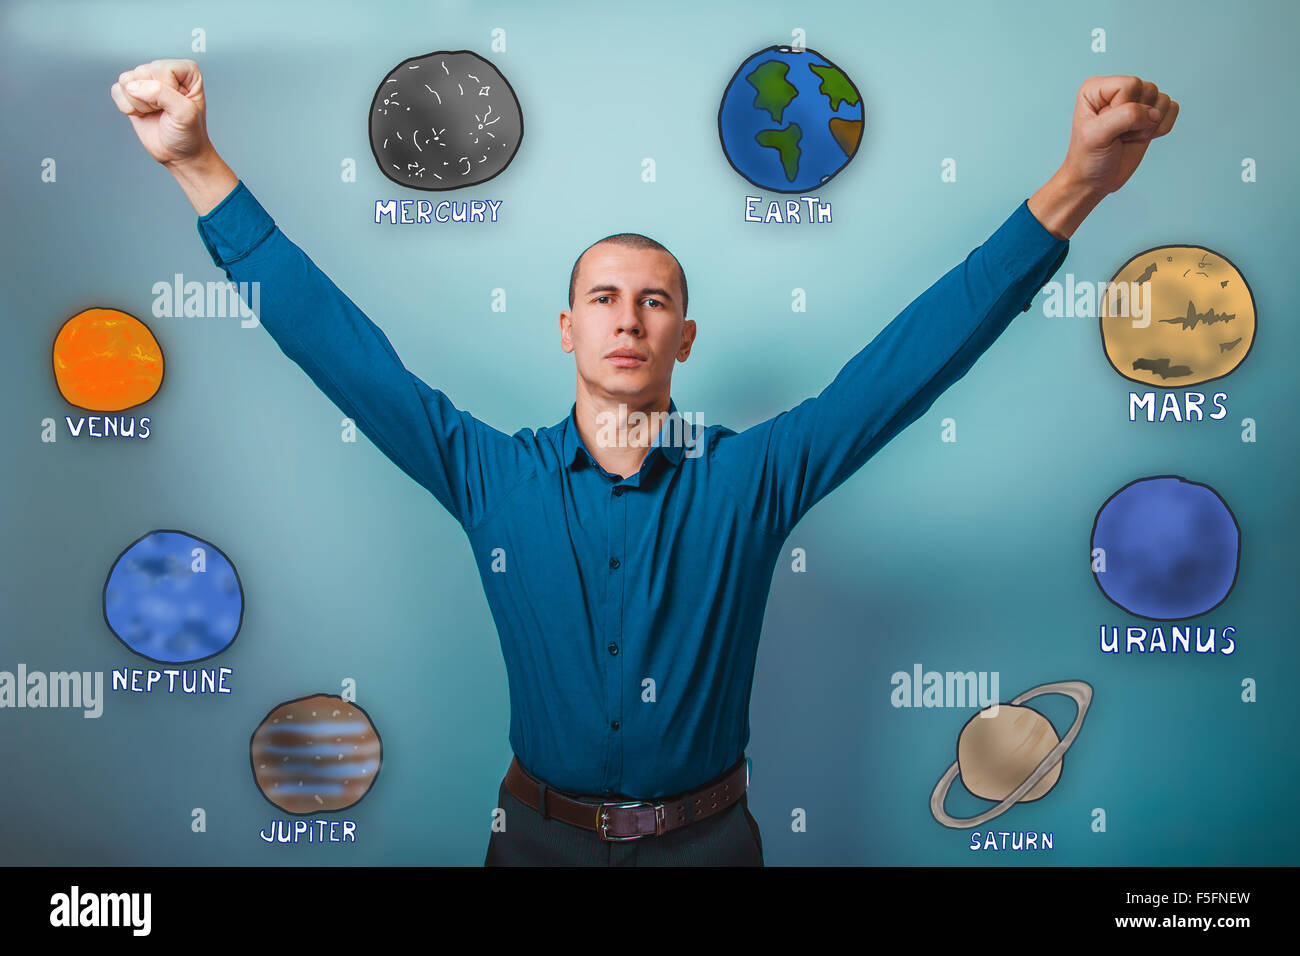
[614,305,644,336]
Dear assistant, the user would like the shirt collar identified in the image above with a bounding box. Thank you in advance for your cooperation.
[561,399,688,472]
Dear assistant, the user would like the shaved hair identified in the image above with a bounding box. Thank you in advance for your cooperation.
[568,233,689,318]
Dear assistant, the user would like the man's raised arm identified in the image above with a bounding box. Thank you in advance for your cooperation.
[111,59,529,529]
[712,76,1178,538]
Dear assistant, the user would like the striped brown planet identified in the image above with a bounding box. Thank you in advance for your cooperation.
[250,694,382,814]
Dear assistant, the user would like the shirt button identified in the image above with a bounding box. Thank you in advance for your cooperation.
[607,642,619,656]
[609,557,620,570]
[610,720,620,731]
[612,486,624,497]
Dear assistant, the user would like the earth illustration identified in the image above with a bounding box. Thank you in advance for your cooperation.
[718,45,865,193]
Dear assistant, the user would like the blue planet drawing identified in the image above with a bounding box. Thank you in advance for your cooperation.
[1090,476,1239,620]
[103,530,243,662]
[718,45,865,193]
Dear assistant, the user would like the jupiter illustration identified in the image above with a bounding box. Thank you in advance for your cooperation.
[250,694,382,814]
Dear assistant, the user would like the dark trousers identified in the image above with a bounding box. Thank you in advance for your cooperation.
[483,766,765,866]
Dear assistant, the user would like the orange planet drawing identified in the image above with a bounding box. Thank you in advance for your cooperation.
[1100,245,1255,388]
[53,308,164,411]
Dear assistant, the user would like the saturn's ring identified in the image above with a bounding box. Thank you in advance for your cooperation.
[929,680,1093,829]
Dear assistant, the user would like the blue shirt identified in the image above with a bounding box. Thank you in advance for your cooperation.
[197,182,1068,798]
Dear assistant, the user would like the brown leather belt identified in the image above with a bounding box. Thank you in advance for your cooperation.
[504,755,748,842]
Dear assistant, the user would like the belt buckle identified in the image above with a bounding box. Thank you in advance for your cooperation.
[596,800,664,841]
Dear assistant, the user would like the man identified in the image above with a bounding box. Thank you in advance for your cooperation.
[110,59,1176,866]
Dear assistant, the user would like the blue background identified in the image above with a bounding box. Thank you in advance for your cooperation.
[1,0,1296,865]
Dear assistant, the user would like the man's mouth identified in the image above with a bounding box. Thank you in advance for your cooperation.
[605,348,647,368]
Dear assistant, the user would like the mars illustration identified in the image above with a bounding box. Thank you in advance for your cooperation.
[1100,245,1254,387]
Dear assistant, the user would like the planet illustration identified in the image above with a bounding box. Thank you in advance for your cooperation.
[103,530,243,663]
[1100,245,1255,387]
[250,694,382,814]
[1091,476,1239,620]
[53,307,163,411]
[718,45,864,193]
[930,681,1092,829]
[368,49,523,190]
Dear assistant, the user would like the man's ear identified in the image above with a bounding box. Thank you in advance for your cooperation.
[559,309,574,354]
[677,318,697,362]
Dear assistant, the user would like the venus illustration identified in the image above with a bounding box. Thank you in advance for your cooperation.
[930,681,1092,829]
[53,307,164,410]
[1100,245,1254,387]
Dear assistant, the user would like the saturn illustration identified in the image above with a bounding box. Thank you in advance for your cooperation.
[930,681,1092,829]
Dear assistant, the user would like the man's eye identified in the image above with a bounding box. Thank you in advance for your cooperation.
[595,295,611,304]
[644,298,663,308]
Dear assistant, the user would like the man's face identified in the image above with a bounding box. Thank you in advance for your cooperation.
[560,242,696,403]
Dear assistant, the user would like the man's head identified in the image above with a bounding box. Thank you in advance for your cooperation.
[567,234,689,320]
[560,233,696,404]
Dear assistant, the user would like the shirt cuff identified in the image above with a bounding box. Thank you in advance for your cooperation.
[989,199,1070,313]
[195,180,276,272]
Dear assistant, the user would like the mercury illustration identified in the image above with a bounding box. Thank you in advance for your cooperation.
[1100,244,1255,387]
[251,694,382,814]
[53,307,163,411]
[368,49,523,189]
[930,680,1092,829]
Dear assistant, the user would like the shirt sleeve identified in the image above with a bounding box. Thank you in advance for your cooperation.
[196,180,532,529]
[712,198,1070,538]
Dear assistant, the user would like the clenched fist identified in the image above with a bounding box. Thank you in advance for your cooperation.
[1062,75,1179,196]
[111,58,236,214]
[1028,75,1180,239]
[110,58,211,164]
